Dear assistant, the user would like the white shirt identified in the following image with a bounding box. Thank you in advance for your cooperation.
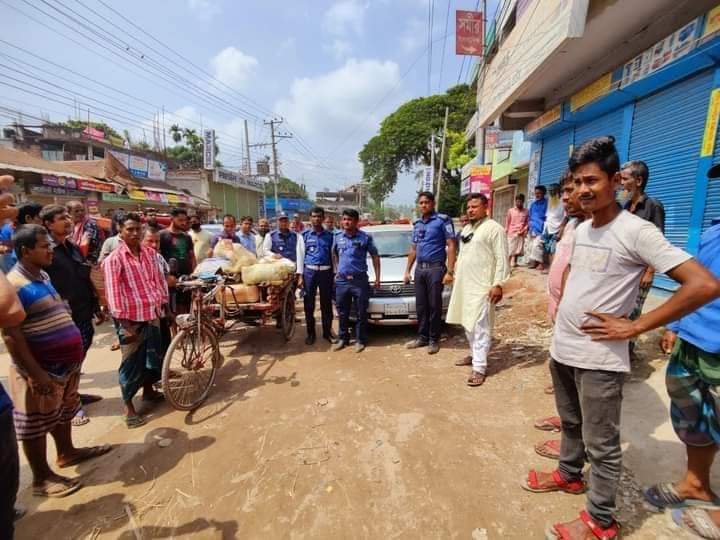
[544,199,565,235]
[261,231,305,274]
[551,210,691,372]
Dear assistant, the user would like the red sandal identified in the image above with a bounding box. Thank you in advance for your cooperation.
[535,439,561,460]
[546,510,619,539]
[522,469,586,494]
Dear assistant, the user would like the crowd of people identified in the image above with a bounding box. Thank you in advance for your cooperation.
[1,134,720,538]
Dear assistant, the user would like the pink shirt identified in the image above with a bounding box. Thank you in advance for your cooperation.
[547,219,578,320]
[505,207,528,236]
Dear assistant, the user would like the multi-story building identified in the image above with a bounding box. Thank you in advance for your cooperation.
[315,183,367,216]
[466,0,720,290]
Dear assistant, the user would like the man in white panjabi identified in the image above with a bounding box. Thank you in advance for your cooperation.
[447,193,510,387]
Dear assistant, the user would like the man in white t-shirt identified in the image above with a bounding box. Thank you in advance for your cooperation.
[521,136,720,540]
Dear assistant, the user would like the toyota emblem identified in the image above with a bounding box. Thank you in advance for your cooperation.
[390,284,402,294]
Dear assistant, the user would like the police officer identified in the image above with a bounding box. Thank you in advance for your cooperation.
[262,212,302,273]
[298,207,337,345]
[332,209,381,353]
[403,191,456,355]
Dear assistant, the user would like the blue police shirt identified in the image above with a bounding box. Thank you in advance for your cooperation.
[528,198,548,235]
[270,230,298,262]
[0,384,11,415]
[0,222,16,273]
[413,212,454,264]
[302,228,334,266]
[237,232,257,255]
[668,224,720,353]
[333,229,378,276]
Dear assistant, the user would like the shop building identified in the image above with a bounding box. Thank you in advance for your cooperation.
[467,0,720,290]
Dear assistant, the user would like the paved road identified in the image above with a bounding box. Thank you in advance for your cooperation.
[3,270,702,539]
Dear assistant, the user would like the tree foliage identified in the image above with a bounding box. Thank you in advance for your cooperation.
[359,84,476,215]
[167,125,221,167]
[265,176,308,199]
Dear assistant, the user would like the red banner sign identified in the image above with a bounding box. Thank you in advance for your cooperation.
[456,10,484,56]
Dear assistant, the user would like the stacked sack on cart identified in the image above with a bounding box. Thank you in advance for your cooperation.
[193,239,295,308]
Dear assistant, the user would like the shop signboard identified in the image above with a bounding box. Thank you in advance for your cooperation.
[147,159,167,181]
[103,193,131,203]
[77,179,114,193]
[129,155,149,178]
[108,149,130,168]
[456,10,484,56]
[421,167,433,192]
[701,5,720,44]
[702,88,720,157]
[203,129,215,170]
[510,130,532,168]
[570,72,613,112]
[42,175,77,190]
[621,16,701,88]
[525,105,561,135]
[469,165,492,196]
[461,177,471,196]
[31,185,85,197]
[215,167,240,187]
[239,176,265,192]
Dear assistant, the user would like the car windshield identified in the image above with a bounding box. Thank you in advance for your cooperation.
[370,230,412,258]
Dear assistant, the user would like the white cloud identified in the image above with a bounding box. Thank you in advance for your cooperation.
[274,58,401,141]
[323,0,367,36]
[323,39,353,60]
[399,17,426,53]
[187,0,220,20]
[210,47,258,89]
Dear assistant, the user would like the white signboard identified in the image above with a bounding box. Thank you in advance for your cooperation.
[108,149,130,168]
[421,168,433,192]
[476,0,589,127]
[203,129,215,170]
[147,159,167,181]
[129,155,148,178]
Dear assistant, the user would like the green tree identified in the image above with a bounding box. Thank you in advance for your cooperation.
[359,84,476,216]
[167,125,220,167]
[265,176,308,199]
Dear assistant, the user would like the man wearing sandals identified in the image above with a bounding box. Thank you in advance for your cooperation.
[641,173,720,538]
[103,213,168,429]
[521,136,720,539]
[2,224,112,499]
[446,193,509,387]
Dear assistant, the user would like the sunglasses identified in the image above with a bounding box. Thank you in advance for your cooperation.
[460,232,474,244]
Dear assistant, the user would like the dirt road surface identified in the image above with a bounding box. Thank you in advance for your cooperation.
[3,270,707,539]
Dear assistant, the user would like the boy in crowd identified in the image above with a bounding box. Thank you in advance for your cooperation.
[527,185,548,270]
[505,194,528,268]
[522,136,720,540]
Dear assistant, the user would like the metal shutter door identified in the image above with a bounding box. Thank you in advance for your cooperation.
[539,129,571,186]
[704,179,720,231]
[629,70,714,291]
[574,109,624,148]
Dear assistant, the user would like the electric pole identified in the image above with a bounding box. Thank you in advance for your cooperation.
[264,118,292,216]
[436,107,450,209]
[243,119,251,176]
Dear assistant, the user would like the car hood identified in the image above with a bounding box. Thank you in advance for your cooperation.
[368,256,409,282]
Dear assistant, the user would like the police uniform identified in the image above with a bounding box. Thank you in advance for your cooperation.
[264,229,299,263]
[412,212,454,345]
[300,227,335,340]
[333,229,379,345]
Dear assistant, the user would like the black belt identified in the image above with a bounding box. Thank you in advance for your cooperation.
[417,261,446,269]
[337,272,367,280]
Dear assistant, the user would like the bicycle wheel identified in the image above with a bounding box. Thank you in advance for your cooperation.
[162,323,220,411]
[281,287,296,342]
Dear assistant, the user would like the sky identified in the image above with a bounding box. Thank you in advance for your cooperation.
[0,0,494,205]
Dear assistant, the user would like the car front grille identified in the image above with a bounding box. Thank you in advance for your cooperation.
[371,282,415,298]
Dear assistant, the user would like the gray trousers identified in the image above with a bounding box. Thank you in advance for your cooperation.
[550,359,624,528]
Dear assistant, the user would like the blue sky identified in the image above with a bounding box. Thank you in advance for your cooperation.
[0,0,493,204]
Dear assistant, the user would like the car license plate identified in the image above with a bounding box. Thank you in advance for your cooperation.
[385,304,409,316]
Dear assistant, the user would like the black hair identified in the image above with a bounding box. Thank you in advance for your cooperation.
[39,204,67,224]
[569,135,620,177]
[342,208,360,220]
[120,212,142,228]
[467,193,488,205]
[621,160,650,190]
[144,224,160,235]
[310,206,325,217]
[13,224,48,259]
[111,210,126,236]
[515,193,525,202]
[17,202,43,225]
[417,191,435,202]
[549,182,561,194]
[222,213,236,222]
[171,207,188,217]
[240,215,253,223]
[534,185,547,195]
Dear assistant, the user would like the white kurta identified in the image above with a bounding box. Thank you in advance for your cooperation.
[446,217,510,333]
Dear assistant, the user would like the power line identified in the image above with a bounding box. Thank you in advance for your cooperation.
[438,0,452,91]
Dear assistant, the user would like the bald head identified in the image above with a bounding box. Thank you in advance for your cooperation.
[66,200,86,223]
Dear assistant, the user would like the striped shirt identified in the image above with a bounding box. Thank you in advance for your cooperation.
[6,263,84,375]
[103,241,168,322]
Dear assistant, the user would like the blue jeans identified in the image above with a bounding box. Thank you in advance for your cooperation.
[336,276,369,345]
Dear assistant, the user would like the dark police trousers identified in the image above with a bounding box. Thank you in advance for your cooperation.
[335,274,369,345]
[303,268,333,338]
[414,262,446,344]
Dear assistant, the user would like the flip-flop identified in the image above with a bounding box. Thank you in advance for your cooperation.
[535,439,561,460]
[534,416,562,432]
[125,415,146,429]
[644,483,720,510]
[71,410,90,427]
[57,444,113,469]
[455,356,472,366]
[467,372,486,386]
[671,508,720,539]
[32,477,82,498]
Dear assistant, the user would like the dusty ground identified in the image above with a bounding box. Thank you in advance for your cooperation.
[2,269,708,539]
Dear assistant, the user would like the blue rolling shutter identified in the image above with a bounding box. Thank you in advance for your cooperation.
[705,179,720,232]
[538,129,571,186]
[574,108,624,148]
[629,69,714,290]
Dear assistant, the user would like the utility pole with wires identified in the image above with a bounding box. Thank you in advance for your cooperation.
[436,106,449,209]
[243,119,251,176]
[256,118,292,216]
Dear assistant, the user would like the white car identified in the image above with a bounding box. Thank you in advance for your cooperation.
[363,224,452,326]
